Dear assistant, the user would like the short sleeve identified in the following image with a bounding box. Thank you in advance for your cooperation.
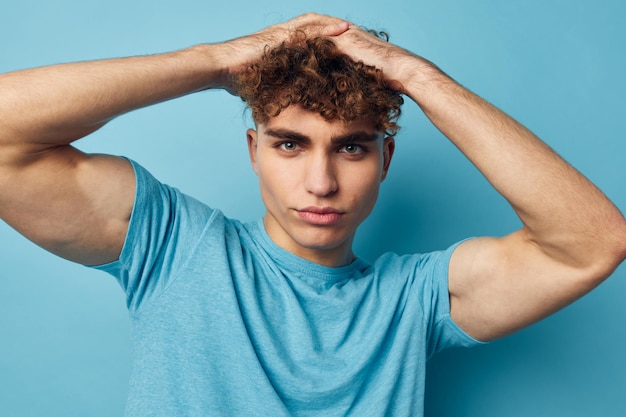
[421,241,486,358]
[90,159,217,313]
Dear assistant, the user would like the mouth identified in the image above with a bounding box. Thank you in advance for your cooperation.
[296,206,345,226]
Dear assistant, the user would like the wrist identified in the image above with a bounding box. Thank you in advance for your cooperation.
[399,58,451,103]
[177,43,232,91]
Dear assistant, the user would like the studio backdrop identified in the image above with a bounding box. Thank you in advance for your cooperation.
[1,1,624,416]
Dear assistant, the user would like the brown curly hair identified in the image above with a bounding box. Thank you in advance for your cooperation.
[235,34,404,136]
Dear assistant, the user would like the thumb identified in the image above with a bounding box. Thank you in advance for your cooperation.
[320,21,351,37]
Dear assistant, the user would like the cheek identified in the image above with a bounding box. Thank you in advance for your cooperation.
[256,157,299,199]
[343,164,383,203]
[346,157,383,186]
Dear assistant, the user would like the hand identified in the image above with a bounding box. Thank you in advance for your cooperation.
[215,13,351,93]
[331,25,435,96]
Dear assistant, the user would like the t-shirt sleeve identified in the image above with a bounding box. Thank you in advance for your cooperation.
[420,241,487,358]
[89,159,218,314]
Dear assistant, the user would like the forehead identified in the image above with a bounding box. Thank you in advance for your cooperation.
[259,105,380,138]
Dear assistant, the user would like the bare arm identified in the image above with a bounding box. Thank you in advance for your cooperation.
[0,13,350,266]
[0,46,227,265]
[418,71,626,341]
[334,26,626,341]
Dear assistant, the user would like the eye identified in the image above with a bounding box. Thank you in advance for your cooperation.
[278,141,299,151]
[340,144,364,154]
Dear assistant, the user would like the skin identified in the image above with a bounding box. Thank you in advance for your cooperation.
[0,13,349,265]
[0,13,624,346]
[246,105,394,267]
[333,24,626,340]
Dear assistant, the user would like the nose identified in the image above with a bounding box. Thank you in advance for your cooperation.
[304,153,338,197]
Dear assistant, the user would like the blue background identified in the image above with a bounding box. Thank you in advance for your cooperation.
[1,0,625,416]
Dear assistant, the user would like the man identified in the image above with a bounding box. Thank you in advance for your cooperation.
[0,12,624,417]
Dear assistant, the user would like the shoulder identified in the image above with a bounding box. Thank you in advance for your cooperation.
[128,158,216,224]
[369,241,464,280]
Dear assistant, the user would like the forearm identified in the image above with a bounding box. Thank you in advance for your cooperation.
[0,43,226,153]
[406,66,626,270]
[0,14,352,160]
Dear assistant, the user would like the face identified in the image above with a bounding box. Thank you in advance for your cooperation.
[247,105,395,267]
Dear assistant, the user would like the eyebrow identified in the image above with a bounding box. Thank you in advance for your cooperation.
[264,129,311,144]
[264,128,381,145]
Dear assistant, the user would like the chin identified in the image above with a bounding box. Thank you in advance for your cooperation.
[292,228,351,251]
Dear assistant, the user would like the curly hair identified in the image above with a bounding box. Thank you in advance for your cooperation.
[235,34,404,136]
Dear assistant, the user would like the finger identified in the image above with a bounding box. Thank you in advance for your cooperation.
[319,21,351,37]
[285,13,349,37]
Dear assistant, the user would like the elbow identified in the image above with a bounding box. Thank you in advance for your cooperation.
[564,217,626,287]
[608,213,626,258]
[593,218,626,280]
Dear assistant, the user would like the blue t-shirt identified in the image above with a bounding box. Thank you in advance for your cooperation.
[94,160,482,417]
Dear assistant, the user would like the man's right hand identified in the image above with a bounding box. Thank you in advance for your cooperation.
[0,14,347,266]
[214,12,350,94]
[0,13,350,266]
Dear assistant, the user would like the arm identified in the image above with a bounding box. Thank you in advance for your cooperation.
[0,47,226,266]
[0,13,350,266]
[334,26,626,341]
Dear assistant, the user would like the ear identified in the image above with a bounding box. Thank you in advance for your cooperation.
[381,136,395,181]
[246,128,259,175]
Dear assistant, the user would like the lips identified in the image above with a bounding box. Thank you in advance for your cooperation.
[296,206,344,225]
